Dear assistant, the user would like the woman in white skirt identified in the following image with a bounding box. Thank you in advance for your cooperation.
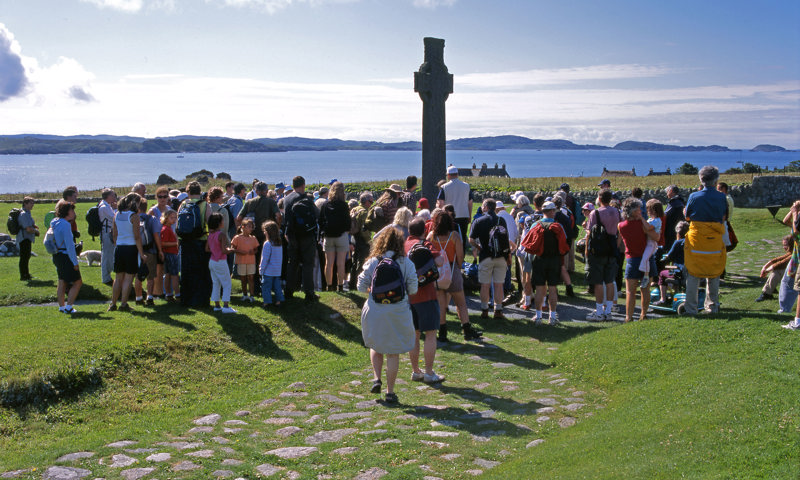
[357,227,418,404]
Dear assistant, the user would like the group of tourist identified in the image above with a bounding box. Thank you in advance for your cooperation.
[17,163,800,402]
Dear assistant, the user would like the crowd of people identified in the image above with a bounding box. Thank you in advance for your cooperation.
[16,164,800,403]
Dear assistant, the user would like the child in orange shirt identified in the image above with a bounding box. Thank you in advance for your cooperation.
[231,218,259,302]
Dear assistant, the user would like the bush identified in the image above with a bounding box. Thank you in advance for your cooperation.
[677,162,698,175]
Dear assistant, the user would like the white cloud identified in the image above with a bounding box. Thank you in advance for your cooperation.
[413,0,456,8]
[80,0,145,13]
[457,64,680,89]
[207,0,357,14]
[0,23,29,101]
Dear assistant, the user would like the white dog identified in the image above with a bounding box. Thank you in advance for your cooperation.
[79,249,102,266]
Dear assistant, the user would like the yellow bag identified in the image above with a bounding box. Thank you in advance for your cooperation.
[684,221,726,279]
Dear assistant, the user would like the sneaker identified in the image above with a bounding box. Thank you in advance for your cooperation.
[221,307,237,314]
[241,295,250,302]
[755,293,773,302]
[781,320,800,330]
[652,299,666,306]
[411,372,425,382]
[107,304,117,312]
[305,293,320,303]
[103,280,114,287]
[565,285,575,297]
[62,306,77,314]
[534,317,543,326]
[520,304,532,311]
[384,392,398,404]
[135,299,145,306]
[213,306,223,312]
[146,298,155,306]
[423,372,445,384]
[480,309,489,319]
[777,308,787,314]
[610,305,621,313]
[586,312,606,322]
[118,303,133,312]
[462,323,483,340]
[370,379,382,394]
[549,314,560,326]
[493,310,506,320]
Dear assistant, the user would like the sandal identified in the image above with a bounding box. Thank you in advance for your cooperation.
[370,379,382,394]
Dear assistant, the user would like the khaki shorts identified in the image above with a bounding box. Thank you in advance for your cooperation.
[478,256,508,284]
[323,233,350,253]
[794,271,800,292]
[143,252,158,280]
[237,263,256,276]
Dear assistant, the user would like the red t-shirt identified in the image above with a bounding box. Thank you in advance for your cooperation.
[161,225,179,254]
[618,218,647,258]
[404,236,438,304]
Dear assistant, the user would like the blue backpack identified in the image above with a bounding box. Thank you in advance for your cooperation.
[176,201,203,239]
[370,256,406,304]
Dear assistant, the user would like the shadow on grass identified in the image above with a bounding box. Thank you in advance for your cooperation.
[127,308,198,331]
[215,313,293,360]
[440,337,550,371]
[274,297,364,356]
[406,385,545,424]
[24,279,55,288]
[471,312,605,345]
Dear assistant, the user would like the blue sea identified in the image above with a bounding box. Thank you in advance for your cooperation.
[0,149,797,194]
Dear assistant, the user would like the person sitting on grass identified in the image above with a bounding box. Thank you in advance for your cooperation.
[654,221,689,306]
[109,193,145,312]
[755,235,793,303]
[51,200,82,314]
[206,212,237,314]
[357,227,418,405]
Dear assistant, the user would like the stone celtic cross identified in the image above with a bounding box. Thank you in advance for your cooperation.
[414,37,453,206]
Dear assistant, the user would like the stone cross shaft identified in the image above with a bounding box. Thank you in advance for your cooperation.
[414,37,453,207]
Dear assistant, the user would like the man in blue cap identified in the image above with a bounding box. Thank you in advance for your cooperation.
[275,182,286,200]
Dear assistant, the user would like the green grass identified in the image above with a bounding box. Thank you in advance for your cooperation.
[1,208,798,478]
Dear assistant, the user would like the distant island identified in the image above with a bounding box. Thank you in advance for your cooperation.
[0,134,791,155]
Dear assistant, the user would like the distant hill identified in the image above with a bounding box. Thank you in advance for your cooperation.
[0,134,790,154]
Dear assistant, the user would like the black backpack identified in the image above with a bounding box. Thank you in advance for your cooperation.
[222,203,237,239]
[322,201,349,237]
[487,216,510,258]
[587,210,616,257]
[540,222,560,258]
[7,208,22,235]
[408,242,439,288]
[86,203,102,240]
[291,194,318,236]
[139,214,154,251]
[370,256,406,304]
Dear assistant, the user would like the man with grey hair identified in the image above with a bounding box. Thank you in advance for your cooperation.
[132,182,146,198]
[683,165,728,315]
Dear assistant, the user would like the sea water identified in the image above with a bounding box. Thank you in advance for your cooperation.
[0,149,797,194]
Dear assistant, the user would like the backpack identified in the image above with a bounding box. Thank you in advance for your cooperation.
[370,256,406,304]
[7,208,22,235]
[350,205,365,236]
[139,214,154,250]
[222,203,237,239]
[364,203,389,232]
[43,227,59,255]
[408,241,439,288]
[434,235,455,290]
[486,217,510,258]
[86,203,102,240]
[322,201,349,237]
[176,200,204,239]
[290,194,318,236]
[587,210,616,257]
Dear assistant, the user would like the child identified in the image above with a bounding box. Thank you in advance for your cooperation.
[639,199,664,286]
[205,212,236,313]
[357,227,418,404]
[654,221,689,305]
[231,218,259,302]
[259,221,284,307]
[160,210,180,302]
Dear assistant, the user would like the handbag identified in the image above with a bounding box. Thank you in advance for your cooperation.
[725,221,738,252]
[435,233,455,290]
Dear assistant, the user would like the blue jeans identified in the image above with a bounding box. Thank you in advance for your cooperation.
[262,275,284,304]
[779,269,798,313]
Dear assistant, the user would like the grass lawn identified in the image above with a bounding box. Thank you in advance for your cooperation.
[0,207,798,478]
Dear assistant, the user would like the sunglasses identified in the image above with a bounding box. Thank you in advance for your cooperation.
[157,195,169,199]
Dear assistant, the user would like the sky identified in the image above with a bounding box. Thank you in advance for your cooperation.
[0,0,799,149]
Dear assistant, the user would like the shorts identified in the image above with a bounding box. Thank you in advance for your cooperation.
[521,252,534,274]
[478,256,508,284]
[53,253,81,283]
[531,255,561,287]
[164,252,180,276]
[585,254,617,285]
[445,263,464,293]
[323,233,350,253]
[237,263,256,276]
[143,252,157,280]
[794,271,800,292]
[114,245,139,275]
[411,299,440,332]
[624,256,657,280]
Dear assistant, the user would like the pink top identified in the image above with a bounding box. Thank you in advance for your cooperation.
[207,231,227,261]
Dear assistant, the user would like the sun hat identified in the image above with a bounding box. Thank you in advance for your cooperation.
[542,201,556,211]
[329,179,338,185]
[582,202,595,211]
[386,184,403,193]
[560,183,570,192]
[446,165,458,175]
[177,192,188,202]
[598,179,611,186]
[510,190,524,201]
[275,182,285,190]
[495,201,505,209]
[319,186,329,195]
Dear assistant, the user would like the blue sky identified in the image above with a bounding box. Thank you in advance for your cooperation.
[1,0,798,148]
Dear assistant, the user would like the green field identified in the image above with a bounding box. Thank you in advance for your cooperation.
[0,206,798,478]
